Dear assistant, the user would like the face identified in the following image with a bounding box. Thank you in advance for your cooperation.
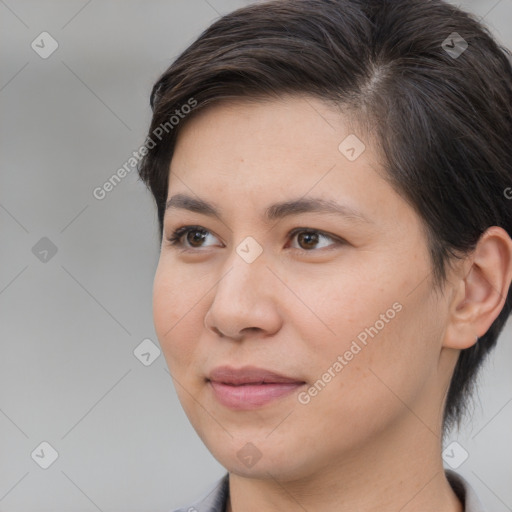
[153,94,455,481]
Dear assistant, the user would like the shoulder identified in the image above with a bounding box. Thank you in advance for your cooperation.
[446,469,486,512]
[170,472,230,512]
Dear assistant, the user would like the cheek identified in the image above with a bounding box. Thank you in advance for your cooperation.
[292,313,427,451]
[301,268,436,405]
[152,260,204,371]
[301,267,398,352]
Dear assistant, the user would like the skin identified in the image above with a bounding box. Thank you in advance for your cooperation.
[152,94,512,512]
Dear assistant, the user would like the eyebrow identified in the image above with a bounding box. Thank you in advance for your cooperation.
[165,193,373,224]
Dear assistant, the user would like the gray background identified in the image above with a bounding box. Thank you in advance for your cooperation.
[1,0,511,510]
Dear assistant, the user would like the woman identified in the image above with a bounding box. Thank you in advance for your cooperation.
[137,0,512,510]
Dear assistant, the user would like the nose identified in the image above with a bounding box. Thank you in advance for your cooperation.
[203,248,282,341]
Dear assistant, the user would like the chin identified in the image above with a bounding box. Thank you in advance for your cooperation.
[208,439,310,482]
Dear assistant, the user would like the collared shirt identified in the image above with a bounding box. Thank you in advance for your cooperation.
[171,469,485,512]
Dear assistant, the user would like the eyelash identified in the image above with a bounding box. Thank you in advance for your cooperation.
[165,225,345,254]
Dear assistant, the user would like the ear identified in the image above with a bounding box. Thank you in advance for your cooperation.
[443,226,512,350]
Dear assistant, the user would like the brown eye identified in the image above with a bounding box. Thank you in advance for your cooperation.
[167,226,221,249]
[298,231,320,249]
[289,229,340,252]
[185,229,208,247]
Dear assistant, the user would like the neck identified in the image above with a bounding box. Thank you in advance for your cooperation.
[226,416,463,512]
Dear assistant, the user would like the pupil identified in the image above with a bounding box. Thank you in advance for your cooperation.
[300,232,317,249]
[189,230,205,246]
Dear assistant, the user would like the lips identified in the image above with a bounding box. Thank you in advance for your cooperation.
[207,365,305,385]
[207,365,306,410]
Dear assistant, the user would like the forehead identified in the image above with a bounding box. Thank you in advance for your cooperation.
[167,95,406,226]
[171,95,375,179]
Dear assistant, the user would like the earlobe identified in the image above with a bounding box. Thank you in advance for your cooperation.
[443,226,512,350]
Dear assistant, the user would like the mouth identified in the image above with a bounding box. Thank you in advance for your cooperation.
[208,365,305,385]
[206,365,306,410]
